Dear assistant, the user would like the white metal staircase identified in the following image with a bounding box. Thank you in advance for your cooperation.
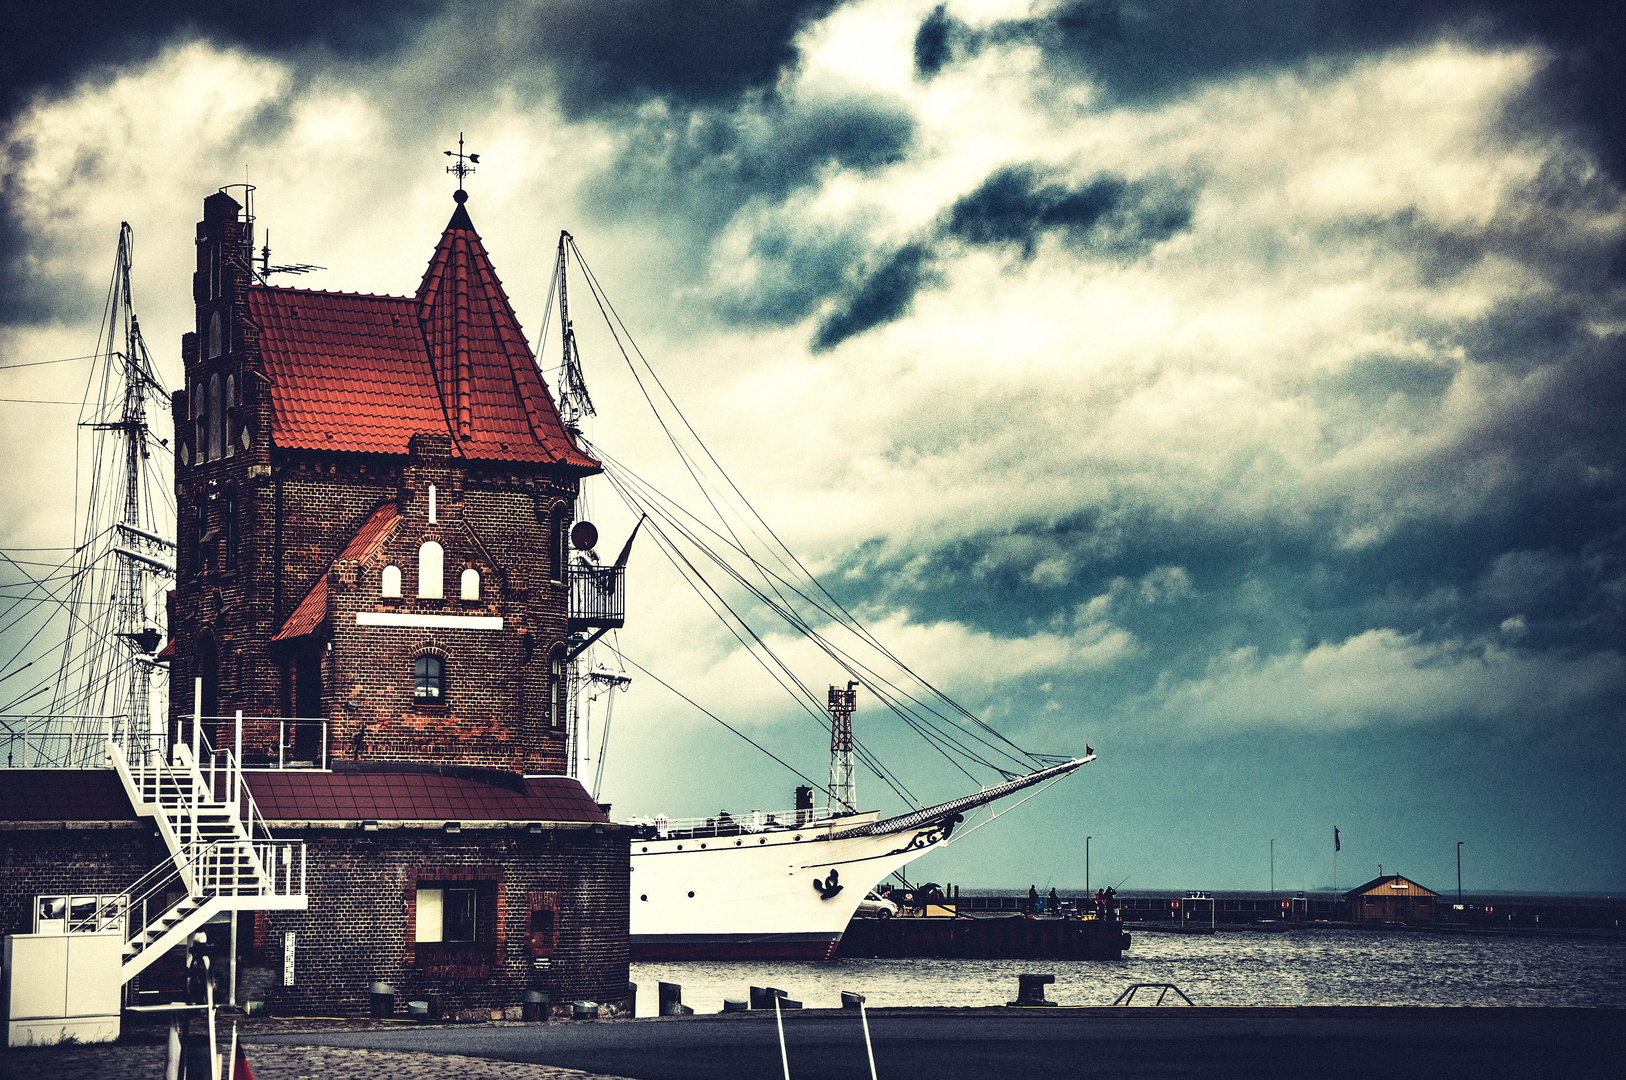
[86,731,307,982]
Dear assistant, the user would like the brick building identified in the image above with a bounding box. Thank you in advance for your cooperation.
[1,188,631,1018]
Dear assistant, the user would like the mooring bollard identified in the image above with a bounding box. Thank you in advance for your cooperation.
[841,991,866,1010]
[750,985,787,1009]
[658,982,694,1016]
[572,999,600,1019]
[369,981,394,1019]
[779,997,803,1009]
[523,989,549,1021]
[1007,973,1057,1007]
[722,998,749,1012]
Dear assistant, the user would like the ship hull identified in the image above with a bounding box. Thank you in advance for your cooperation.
[627,812,952,961]
[630,932,842,961]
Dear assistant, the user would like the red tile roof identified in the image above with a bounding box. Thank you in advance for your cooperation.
[248,199,598,471]
[243,769,608,823]
[273,501,400,641]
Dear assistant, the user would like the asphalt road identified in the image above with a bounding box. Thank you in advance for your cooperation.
[247,1006,1622,1080]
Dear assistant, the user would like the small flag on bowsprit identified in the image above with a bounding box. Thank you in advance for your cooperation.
[229,1023,256,1080]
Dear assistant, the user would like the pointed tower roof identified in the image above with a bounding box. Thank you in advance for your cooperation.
[249,193,598,470]
[416,192,597,467]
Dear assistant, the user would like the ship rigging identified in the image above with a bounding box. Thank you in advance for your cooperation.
[1,224,174,768]
[534,232,1083,821]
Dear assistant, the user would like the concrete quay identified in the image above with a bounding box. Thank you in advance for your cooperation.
[246,1006,1616,1080]
[3,1008,1618,1080]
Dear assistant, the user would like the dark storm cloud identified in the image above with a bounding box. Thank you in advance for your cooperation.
[517,0,844,117]
[590,91,915,236]
[945,164,1193,258]
[0,0,449,327]
[0,0,848,328]
[916,2,1626,178]
[0,1,448,122]
[810,165,1195,350]
[810,242,938,352]
[913,4,961,79]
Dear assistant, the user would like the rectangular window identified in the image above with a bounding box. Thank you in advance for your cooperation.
[414,886,476,943]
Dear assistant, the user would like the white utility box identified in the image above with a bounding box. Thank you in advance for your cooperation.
[4,931,122,1046]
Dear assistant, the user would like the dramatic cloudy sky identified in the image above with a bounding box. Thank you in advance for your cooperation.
[3,1,1622,893]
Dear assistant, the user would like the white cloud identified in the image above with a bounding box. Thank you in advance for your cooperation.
[1153,628,1626,732]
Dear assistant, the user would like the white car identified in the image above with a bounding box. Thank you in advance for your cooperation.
[856,895,899,919]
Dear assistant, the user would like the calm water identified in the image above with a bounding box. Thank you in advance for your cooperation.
[630,929,1626,1015]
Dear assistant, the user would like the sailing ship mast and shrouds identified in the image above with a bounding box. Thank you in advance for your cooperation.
[541,231,1099,961]
[1,223,174,769]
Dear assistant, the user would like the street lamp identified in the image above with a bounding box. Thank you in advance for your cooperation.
[1086,836,1092,896]
[1457,841,1464,901]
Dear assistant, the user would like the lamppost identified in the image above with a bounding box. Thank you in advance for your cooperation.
[1457,841,1463,901]
[1270,839,1275,895]
[1086,836,1092,896]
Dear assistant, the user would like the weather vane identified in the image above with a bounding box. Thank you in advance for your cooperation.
[444,132,480,197]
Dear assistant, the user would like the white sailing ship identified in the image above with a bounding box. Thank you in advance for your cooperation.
[624,755,1091,960]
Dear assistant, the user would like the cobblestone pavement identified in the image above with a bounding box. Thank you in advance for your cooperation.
[0,1041,635,1080]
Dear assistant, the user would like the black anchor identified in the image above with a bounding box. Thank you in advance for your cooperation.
[813,868,843,900]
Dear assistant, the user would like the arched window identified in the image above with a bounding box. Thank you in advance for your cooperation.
[223,493,239,571]
[417,541,444,598]
[380,564,402,598]
[207,374,223,461]
[460,568,480,601]
[548,649,566,729]
[208,311,223,359]
[550,508,568,583]
[193,381,205,465]
[414,655,444,706]
[224,373,236,458]
[197,633,219,719]
[190,504,206,576]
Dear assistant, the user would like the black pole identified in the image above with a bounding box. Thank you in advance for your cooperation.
[1457,841,1463,901]
[1085,836,1091,896]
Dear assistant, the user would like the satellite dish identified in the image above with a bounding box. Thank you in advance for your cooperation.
[570,521,599,551]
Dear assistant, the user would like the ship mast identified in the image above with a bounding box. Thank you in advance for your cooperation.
[554,231,595,430]
[829,682,858,813]
[50,223,173,763]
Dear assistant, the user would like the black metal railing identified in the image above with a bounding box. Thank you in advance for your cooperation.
[568,562,625,630]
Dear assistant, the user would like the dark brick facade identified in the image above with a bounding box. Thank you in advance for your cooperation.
[167,191,588,775]
[257,823,629,1016]
[0,823,169,937]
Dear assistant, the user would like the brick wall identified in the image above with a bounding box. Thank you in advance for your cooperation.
[0,821,630,1017]
[0,825,170,939]
[258,824,630,1016]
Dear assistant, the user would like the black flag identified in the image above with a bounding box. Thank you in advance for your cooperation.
[1334,827,1341,852]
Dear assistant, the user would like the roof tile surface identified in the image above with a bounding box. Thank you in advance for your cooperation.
[249,200,597,471]
[243,770,608,823]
